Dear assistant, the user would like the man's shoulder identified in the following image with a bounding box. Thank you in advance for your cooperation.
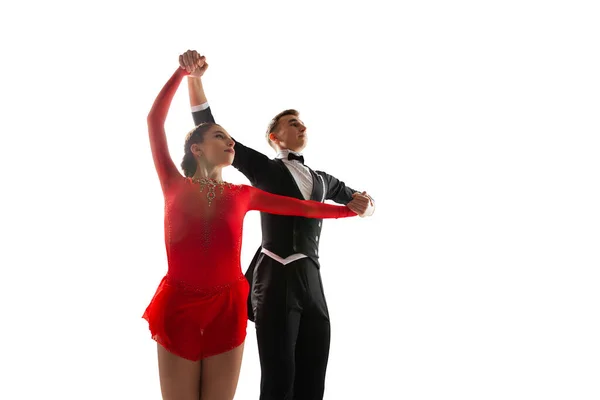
[234,154,281,167]
[311,168,331,178]
[233,155,287,185]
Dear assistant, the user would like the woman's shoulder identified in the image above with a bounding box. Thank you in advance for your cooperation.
[235,183,252,192]
[222,182,248,194]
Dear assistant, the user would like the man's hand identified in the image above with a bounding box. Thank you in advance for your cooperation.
[346,191,374,217]
[179,50,208,78]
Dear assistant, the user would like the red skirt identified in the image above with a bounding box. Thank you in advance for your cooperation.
[142,274,249,361]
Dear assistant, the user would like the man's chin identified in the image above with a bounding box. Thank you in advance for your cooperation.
[290,142,307,153]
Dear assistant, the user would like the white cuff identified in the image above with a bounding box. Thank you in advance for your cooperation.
[191,102,209,112]
[360,197,376,218]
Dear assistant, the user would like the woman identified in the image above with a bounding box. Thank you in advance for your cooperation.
[144,63,358,400]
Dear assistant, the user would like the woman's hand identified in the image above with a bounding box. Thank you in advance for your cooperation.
[179,50,208,78]
[346,192,373,216]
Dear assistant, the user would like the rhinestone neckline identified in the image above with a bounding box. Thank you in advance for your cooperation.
[190,177,231,207]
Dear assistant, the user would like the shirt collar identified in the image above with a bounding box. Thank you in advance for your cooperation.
[276,149,304,160]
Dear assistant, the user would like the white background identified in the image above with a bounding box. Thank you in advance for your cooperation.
[1,1,599,399]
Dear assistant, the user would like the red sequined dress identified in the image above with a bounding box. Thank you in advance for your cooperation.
[142,67,357,361]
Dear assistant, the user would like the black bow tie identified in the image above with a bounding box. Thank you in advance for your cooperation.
[287,153,305,164]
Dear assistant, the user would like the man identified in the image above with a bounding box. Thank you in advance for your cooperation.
[180,50,375,400]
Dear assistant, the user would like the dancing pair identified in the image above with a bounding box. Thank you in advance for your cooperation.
[143,50,375,400]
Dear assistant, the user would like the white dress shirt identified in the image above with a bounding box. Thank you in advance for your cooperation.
[276,149,314,200]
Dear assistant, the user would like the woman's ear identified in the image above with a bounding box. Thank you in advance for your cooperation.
[191,143,203,157]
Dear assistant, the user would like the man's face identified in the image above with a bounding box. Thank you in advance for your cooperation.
[271,115,308,153]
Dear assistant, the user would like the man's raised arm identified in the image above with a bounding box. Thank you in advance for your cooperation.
[179,50,271,185]
[178,51,213,125]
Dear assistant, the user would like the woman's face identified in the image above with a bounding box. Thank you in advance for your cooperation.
[192,125,235,167]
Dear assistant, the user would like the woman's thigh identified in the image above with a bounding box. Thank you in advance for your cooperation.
[157,343,202,400]
[200,342,245,400]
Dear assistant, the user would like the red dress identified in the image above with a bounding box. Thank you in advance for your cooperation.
[143,67,357,361]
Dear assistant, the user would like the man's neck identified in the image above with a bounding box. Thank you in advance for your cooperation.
[277,147,303,156]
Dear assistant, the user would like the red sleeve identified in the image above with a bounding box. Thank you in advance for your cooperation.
[244,185,357,219]
[147,67,188,190]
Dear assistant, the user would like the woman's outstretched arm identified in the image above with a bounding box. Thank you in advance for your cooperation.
[245,185,358,219]
[147,67,188,191]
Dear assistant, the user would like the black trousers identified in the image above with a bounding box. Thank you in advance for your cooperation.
[251,255,331,400]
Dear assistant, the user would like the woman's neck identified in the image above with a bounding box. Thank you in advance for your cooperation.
[191,165,223,182]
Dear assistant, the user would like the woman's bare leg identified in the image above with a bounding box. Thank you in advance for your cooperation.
[157,343,202,400]
[199,342,245,400]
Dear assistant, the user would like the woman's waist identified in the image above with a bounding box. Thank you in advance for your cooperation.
[167,243,242,262]
[164,270,246,295]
